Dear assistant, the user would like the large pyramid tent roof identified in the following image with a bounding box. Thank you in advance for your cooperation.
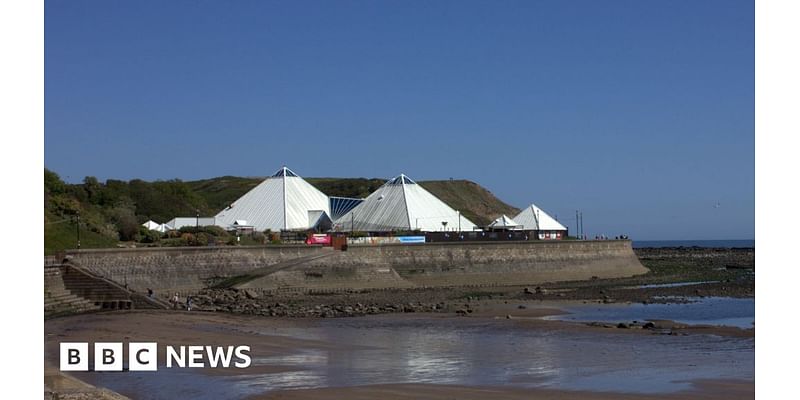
[214,167,330,231]
[333,174,477,232]
[513,203,567,231]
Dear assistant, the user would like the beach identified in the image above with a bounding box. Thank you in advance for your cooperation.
[44,247,754,399]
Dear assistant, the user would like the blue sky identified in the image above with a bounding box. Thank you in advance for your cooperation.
[44,0,754,240]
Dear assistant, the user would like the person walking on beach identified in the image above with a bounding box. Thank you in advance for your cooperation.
[147,288,154,299]
[186,296,193,311]
[172,292,179,309]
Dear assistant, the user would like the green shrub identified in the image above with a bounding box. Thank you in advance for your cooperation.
[138,226,162,243]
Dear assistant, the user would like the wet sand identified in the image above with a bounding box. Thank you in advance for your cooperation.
[45,309,753,399]
[253,380,754,400]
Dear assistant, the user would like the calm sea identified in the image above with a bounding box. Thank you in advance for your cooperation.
[632,239,754,248]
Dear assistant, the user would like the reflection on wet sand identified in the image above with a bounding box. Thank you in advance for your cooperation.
[46,310,753,400]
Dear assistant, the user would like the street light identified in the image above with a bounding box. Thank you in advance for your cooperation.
[196,209,200,228]
[76,210,81,250]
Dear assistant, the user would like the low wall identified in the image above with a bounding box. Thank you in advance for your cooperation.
[65,240,647,294]
[66,246,327,294]
[301,240,647,288]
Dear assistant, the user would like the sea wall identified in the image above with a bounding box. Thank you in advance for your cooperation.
[66,246,328,293]
[65,240,648,294]
[297,240,648,288]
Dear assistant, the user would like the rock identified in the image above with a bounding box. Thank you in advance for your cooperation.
[506,314,512,319]
[244,290,259,299]
[534,286,546,295]
[617,323,629,329]
[456,309,468,316]
[517,305,527,309]
[524,287,534,294]
[643,322,656,329]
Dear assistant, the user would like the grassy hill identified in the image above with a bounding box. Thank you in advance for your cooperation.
[44,169,519,253]
[418,180,519,226]
[44,210,117,255]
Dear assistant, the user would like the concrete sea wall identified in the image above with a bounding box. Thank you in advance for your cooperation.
[66,240,648,294]
[66,246,328,293]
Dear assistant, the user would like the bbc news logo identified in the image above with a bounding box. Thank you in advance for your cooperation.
[60,342,251,371]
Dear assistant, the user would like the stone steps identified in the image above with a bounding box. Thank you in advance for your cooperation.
[45,265,131,318]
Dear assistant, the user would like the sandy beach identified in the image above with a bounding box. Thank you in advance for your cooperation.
[43,247,754,399]
[45,307,753,400]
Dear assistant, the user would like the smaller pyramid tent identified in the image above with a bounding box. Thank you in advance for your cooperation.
[334,174,477,232]
[142,220,166,232]
[487,215,522,230]
[214,167,330,231]
[513,204,567,231]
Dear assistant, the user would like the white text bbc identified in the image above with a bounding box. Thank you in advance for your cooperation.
[60,342,251,371]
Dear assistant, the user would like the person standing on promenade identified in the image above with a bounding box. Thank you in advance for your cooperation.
[172,292,179,309]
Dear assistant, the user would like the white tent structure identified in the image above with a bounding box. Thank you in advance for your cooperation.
[214,167,331,231]
[163,217,216,231]
[333,174,477,232]
[141,220,166,233]
[487,215,522,230]
[513,204,567,231]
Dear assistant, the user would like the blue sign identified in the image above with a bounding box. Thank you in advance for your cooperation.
[397,236,426,244]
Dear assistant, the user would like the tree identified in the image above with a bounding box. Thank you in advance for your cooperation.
[83,176,102,204]
[44,169,66,195]
[109,206,140,241]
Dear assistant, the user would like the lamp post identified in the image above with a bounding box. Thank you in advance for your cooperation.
[76,210,81,250]
[196,209,200,228]
[575,210,579,239]
[457,211,461,232]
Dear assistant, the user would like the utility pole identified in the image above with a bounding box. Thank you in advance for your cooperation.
[76,210,81,249]
[575,210,579,239]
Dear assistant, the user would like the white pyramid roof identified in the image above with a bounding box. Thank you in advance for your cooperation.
[488,215,521,229]
[142,220,168,233]
[214,167,330,231]
[142,220,161,230]
[333,174,477,232]
[513,203,567,231]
